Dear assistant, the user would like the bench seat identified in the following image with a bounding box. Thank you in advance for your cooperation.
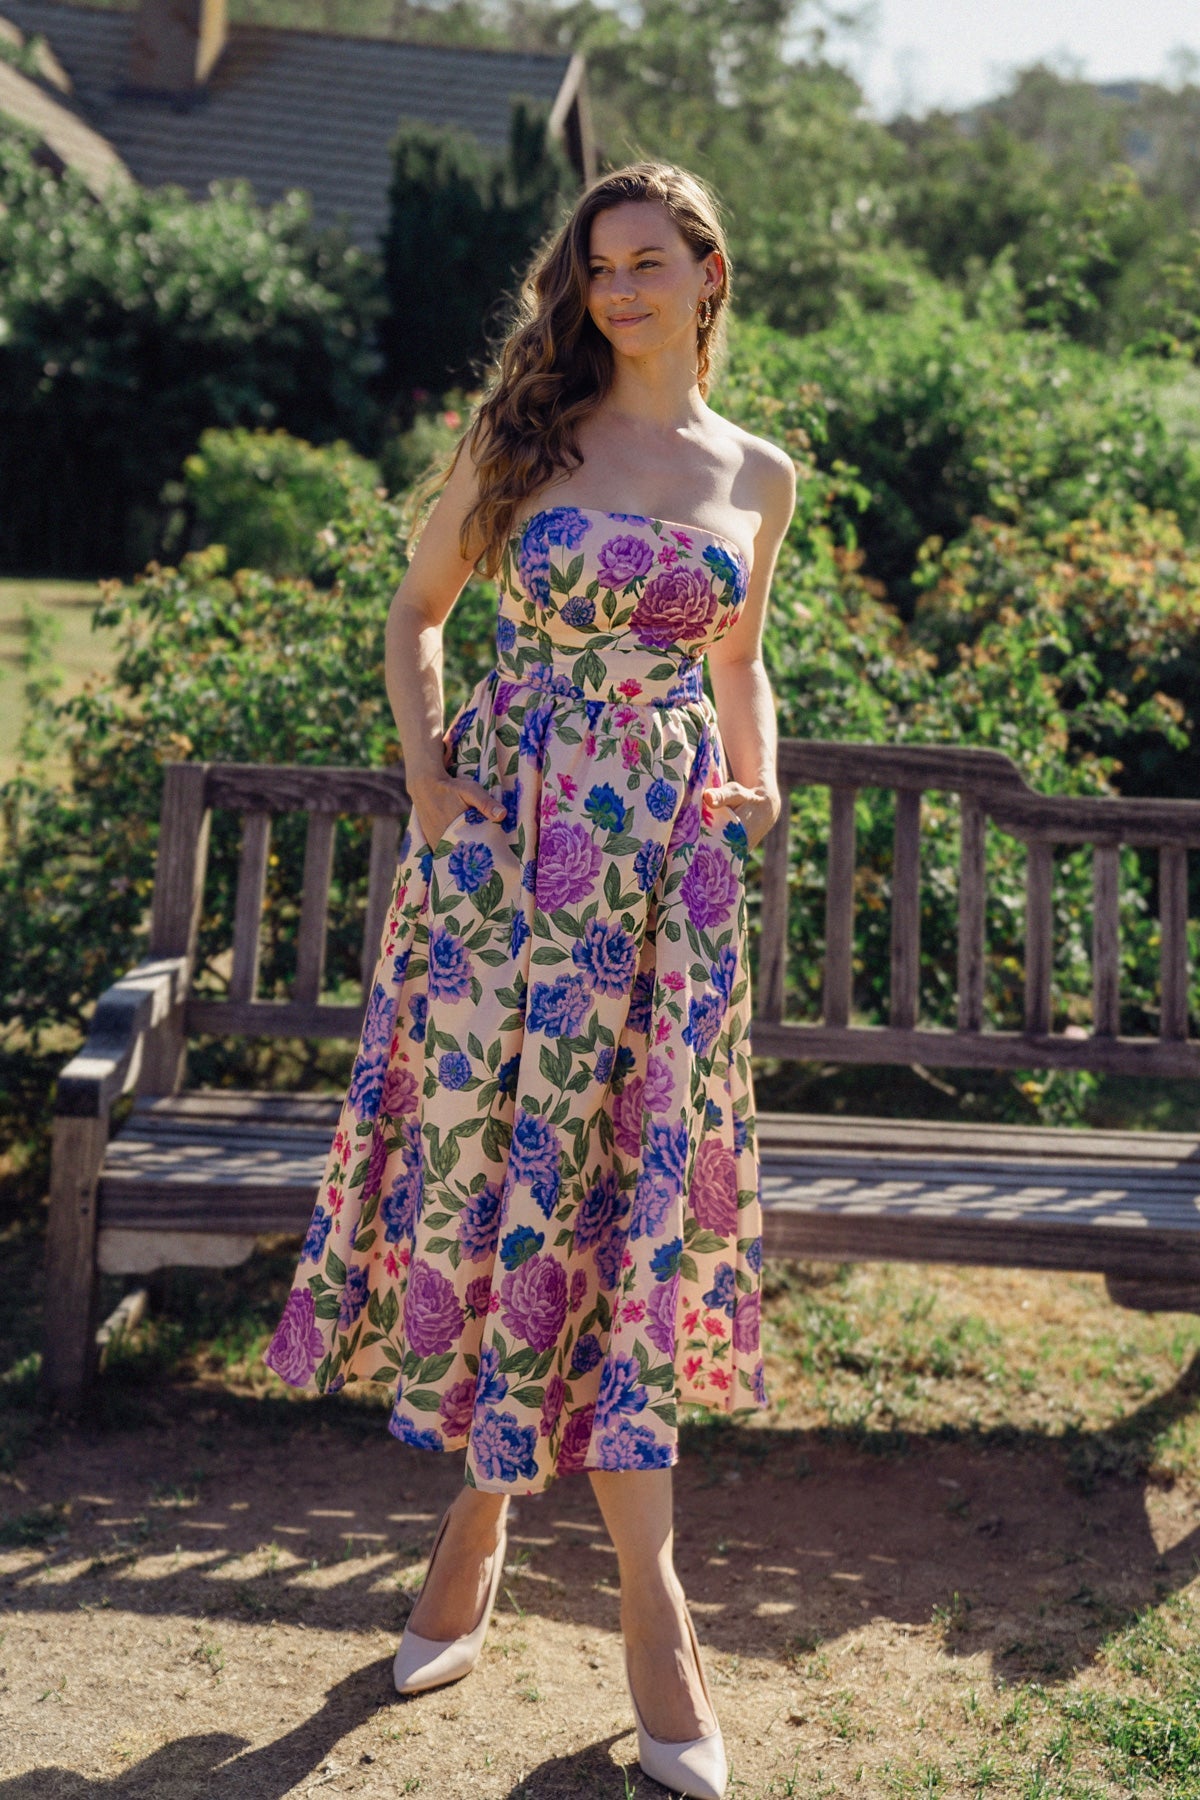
[95,1094,1200,1305]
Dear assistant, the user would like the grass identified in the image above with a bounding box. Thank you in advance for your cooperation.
[0,577,119,785]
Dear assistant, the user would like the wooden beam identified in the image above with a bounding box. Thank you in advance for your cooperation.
[144,761,210,1095]
[41,1114,109,1410]
[823,786,856,1029]
[1092,843,1120,1037]
[889,788,921,1031]
[361,815,401,1000]
[957,795,986,1033]
[1160,843,1189,1041]
[229,811,271,1005]
[1024,841,1053,1036]
[294,811,337,1005]
[755,784,790,1024]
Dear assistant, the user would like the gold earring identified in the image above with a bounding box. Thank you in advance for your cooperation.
[697,296,713,329]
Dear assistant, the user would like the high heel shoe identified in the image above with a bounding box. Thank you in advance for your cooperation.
[392,1504,508,1695]
[624,1596,728,1799]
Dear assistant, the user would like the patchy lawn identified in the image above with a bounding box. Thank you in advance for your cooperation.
[0,577,119,785]
[2,1212,1199,1797]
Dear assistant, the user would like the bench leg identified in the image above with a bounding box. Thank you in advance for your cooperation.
[42,1115,108,1412]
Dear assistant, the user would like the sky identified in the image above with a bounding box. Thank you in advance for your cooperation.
[831,0,1200,119]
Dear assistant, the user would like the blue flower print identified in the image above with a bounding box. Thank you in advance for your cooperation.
[595,1353,650,1428]
[646,778,678,822]
[702,541,748,606]
[439,1050,472,1090]
[500,1224,544,1270]
[634,838,666,895]
[595,1045,615,1085]
[496,613,517,652]
[408,993,427,1042]
[529,972,593,1039]
[584,783,628,833]
[595,1421,673,1470]
[745,1235,763,1274]
[570,1331,603,1375]
[650,1236,683,1282]
[390,1412,444,1452]
[562,595,596,628]
[337,1263,370,1330]
[475,1342,508,1405]
[448,840,495,893]
[473,1406,539,1483]
[702,1262,737,1317]
[572,918,637,997]
[683,989,725,1061]
[302,1206,333,1263]
[509,909,531,961]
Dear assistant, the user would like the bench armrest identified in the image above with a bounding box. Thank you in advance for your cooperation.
[54,957,191,1120]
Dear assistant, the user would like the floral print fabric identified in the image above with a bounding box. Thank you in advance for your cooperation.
[263,505,770,1493]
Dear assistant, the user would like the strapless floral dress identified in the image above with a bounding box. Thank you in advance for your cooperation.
[263,504,770,1494]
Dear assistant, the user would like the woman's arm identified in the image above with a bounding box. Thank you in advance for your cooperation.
[385,439,507,840]
[704,447,796,850]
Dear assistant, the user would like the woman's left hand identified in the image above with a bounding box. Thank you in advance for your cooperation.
[701,782,782,853]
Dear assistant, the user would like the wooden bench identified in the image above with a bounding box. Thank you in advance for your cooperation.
[42,746,1200,1411]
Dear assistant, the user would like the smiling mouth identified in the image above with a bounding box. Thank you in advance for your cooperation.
[610,314,649,325]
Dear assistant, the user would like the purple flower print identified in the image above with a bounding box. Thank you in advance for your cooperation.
[702,1262,737,1317]
[519,698,554,770]
[362,1127,389,1205]
[535,821,604,910]
[753,1363,768,1405]
[404,1258,464,1357]
[439,1050,472,1090]
[628,1118,689,1240]
[630,566,718,650]
[301,1206,332,1263]
[630,1167,675,1240]
[595,1354,649,1429]
[440,1376,476,1437]
[746,1234,763,1273]
[711,943,738,1008]
[574,1169,630,1252]
[264,1288,324,1385]
[597,534,655,588]
[645,1272,680,1357]
[594,1224,628,1290]
[459,1181,503,1262]
[347,982,396,1118]
[683,989,725,1061]
[680,844,740,931]
[634,838,666,894]
[465,1273,494,1317]
[570,1331,603,1374]
[556,1401,596,1473]
[379,1064,418,1119]
[500,1252,567,1352]
[732,1289,760,1353]
[517,506,593,610]
[475,1341,508,1405]
[644,1053,675,1113]
[572,917,637,997]
[337,1263,371,1330]
[626,967,656,1033]
[473,1406,539,1483]
[540,1372,566,1438]
[646,778,679,822]
[528,971,594,1039]
[427,925,473,1003]
[668,802,701,855]
[689,1139,739,1237]
[569,1267,588,1313]
[595,1421,673,1470]
[562,595,596,629]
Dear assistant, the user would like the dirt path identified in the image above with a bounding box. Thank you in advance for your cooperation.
[3,1384,1198,1799]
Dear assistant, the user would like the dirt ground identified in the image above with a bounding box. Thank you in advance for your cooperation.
[2,1374,1198,1800]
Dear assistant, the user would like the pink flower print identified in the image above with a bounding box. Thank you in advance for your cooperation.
[465,1273,492,1316]
[671,530,693,547]
[684,1307,701,1334]
[385,1250,402,1278]
[683,1353,705,1383]
[617,678,643,699]
[399,1244,411,1266]
[680,844,740,930]
[654,1017,672,1044]
[708,1365,733,1391]
[703,1314,727,1337]
[613,705,639,730]
[657,545,680,566]
[668,802,701,854]
[631,564,718,651]
[585,732,597,755]
[621,1248,634,1269]
[557,773,578,799]
[621,738,640,770]
[380,1064,418,1119]
[621,1299,646,1324]
[661,970,685,993]
[690,1138,739,1236]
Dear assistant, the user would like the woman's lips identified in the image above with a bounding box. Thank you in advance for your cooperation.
[610,313,649,326]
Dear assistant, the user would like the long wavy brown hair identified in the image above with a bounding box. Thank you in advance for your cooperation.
[402,159,732,578]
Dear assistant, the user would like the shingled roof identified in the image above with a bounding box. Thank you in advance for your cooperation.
[0,1,590,245]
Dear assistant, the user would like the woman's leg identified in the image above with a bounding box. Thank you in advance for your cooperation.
[404,1475,510,1639]
[589,1467,718,1742]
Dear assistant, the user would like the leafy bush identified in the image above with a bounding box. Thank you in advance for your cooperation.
[0,134,381,576]
[172,427,381,578]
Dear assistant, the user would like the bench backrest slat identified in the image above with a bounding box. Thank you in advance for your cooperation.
[956,796,986,1034]
[1160,843,1190,1042]
[229,811,272,1005]
[822,785,857,1029]
[889,788,922,1032]
[294,811,338,1006]
[361,815,401,1000]
[1092,844,1121,1037]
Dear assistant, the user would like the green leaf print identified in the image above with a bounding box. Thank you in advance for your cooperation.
[405,1388,442,1411]
[314,1294,342,1321]
[416,1351,457,1383]
[324,1249,347,1286]
[511,1384,545,1408]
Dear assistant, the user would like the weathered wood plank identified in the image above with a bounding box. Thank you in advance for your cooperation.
[755,784,790,1024]
[890,788,921,1031]
[130,1090,342,1125]
[754,1109,1200,1165]
[957,795,986,1033]
[144,762,211,1096]
[748,1018,1200,1078]
[1024,841,1053,1036]
[1092,844,1120,1037]
[42,1114,109,1409]
[206,762,410,815]
[1106,1276,1200,1313]
[1160,843,1190,1042]
[988,789,1200,847]
[187,999,365,1039]
[361,815,400,999]
[823,786,856,1029]
[229,812,271,1005]
[294,811,337,1005]
[780,740,1026,794]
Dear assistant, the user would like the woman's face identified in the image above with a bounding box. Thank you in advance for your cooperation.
[585,200,720,360]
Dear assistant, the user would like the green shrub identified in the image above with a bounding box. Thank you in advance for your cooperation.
[0,134,381,576]
[173,427,381,578]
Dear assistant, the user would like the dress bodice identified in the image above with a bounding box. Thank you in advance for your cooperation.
[492,505,751,708]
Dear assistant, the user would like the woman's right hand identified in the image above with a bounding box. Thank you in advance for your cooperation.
[408,771,506,848]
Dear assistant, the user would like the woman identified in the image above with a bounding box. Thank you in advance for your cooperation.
[264,158,794,1799]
